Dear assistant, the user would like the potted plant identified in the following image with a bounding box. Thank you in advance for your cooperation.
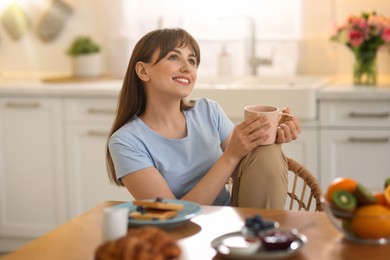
[66,36,102,78]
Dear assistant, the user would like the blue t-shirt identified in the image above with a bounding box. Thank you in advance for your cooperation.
[108,98,234,205]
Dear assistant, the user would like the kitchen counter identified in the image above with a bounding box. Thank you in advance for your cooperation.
[1,75,390,100]
[2,75,390,122]
[1,76,325,121]
[319,75,390,100]
[0,78,122,98]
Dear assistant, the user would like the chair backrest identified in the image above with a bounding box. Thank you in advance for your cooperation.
[286,157,324,211]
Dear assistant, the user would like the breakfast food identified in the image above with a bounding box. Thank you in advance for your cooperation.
[326,177,390,239]
[354,183,377,206]
[384,186,390,205]
[129,198,184,221]
[95,226,181,260]
[133,199,184,211]
[330,190,356,218]
[243,214,278,235]
[129,209,178,221]
[325,177,357,202]
[385,178,390,189]
[349,205,390,239]
[259,230,297,251]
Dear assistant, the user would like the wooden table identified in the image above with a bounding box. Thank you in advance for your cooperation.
[2,201,389,260]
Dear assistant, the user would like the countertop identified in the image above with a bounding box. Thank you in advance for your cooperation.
[319,75,390,100]
[0,77,122,98]
[1,75,390,100]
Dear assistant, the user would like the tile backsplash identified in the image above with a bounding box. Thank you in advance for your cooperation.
[0,0,389,79]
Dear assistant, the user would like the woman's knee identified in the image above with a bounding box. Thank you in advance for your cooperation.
[232,144,289,208]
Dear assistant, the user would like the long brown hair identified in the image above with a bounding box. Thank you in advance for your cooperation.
[106,28,201,186]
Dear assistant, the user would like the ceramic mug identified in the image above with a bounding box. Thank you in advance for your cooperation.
[244,105,293,145]
[102,207,129,242]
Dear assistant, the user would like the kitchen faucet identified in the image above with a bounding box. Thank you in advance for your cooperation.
[219,16,273,75]
[247,16,273,75]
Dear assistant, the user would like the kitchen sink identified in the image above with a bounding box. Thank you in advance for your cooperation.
[191,75,330,121]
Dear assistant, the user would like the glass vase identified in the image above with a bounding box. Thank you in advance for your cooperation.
[353,50,377,86]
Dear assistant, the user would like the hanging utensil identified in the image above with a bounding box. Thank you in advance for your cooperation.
[1,0,31,40]
[36,0,73,42]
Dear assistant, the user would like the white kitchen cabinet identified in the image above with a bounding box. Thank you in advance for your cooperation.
[319,99,390,191]
[65,98,133,218]
[0,97,67,251]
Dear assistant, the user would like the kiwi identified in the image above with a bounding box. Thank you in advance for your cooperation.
[385,178,390,189]
[354,183,377,206]
[330,190,356,218]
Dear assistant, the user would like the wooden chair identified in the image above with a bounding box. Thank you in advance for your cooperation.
[286,157,324,211]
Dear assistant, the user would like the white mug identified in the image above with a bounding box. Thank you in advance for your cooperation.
[244,105,293,145]
[102,207,129,242]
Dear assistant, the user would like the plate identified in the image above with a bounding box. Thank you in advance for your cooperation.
[211,231,307,259]
[113,199,202,228]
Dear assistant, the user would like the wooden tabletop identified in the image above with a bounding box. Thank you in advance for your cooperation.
[2,201,389,260]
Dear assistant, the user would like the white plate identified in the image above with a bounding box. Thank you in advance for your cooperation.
[113,199,202,228]
[211,231,307,259]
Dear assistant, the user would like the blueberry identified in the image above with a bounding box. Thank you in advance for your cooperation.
[244,214,277,234]
[253,214,263,223]
[155,197,164,202]
[136,206,146,214]
[245,218,254,227]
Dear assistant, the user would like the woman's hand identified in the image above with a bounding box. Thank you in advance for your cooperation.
[276,107,301,144]
[223,116,271,161]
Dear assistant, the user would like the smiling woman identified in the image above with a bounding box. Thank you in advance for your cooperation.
[105,27,301,209]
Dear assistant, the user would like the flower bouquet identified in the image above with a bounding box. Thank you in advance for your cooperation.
[331,11,390,86]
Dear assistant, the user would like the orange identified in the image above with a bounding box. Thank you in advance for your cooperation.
[326,177,357,202]
[384,186,390,206]
[373,192,387,206]
[350,205,390,239]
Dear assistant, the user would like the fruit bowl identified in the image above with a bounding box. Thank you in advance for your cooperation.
[323,199,390,244]
[323,177,390,245]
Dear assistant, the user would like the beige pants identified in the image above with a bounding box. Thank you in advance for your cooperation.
[230,144,288,209]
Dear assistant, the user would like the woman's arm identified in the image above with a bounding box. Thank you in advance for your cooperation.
[121,167,177,200]
[122,115,271,205]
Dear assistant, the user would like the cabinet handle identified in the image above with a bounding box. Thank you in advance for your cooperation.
[87,131,109,137]
[348,137,389,143]
[6,102,40,108]
[87,108,116,115]
[348,112,389,118]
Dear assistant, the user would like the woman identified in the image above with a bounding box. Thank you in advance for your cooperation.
[106,28,301,208]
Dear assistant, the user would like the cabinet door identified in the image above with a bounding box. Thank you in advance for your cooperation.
[0,98,66,239]
[66,124,132,217]
[320,129,390,191]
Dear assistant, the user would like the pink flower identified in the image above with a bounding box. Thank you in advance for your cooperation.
[382,27,390,42]
[349,16,369,30]
[349,29,364,47]
[332,11,390,51]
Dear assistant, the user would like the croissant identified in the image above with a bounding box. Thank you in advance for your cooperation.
[95,226,181,260]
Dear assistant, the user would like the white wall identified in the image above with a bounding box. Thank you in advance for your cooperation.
[0,0,389,79]
[298,0,390,76]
